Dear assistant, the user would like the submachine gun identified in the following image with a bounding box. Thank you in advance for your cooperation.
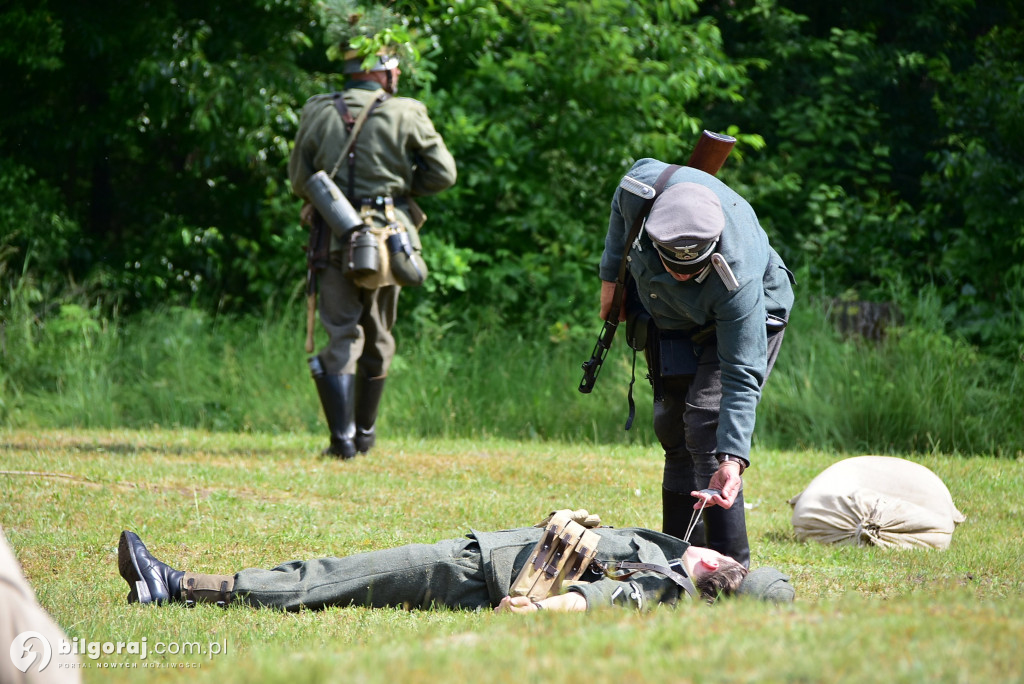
[578,130,736,395]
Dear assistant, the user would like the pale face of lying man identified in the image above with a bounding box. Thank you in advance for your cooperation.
[681,546,749,601]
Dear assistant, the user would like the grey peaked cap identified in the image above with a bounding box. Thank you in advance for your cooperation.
[645,182,725,264]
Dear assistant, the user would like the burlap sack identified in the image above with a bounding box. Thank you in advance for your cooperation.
[788,456,966,549]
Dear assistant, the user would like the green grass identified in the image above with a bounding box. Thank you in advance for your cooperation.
[3,285,1022,455]
[2,429,1022,683]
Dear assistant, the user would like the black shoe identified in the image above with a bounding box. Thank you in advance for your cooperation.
[118,530,184,605]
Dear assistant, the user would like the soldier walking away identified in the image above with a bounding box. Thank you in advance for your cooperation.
[289,4,457,459]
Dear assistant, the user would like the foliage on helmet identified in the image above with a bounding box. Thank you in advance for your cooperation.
[317,0,417,70]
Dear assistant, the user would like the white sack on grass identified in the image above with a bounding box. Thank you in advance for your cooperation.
[788,455,966,550]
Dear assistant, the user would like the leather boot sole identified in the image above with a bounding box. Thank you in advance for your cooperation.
[118,531,145,603]
[321,444,357,459]
[118,530,169,605]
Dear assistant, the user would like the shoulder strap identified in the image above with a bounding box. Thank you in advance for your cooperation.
[615,163,679,430]
[609,163,680,317]
[333,93,356,131]
[328,91,392,197]
[593,558,698,599]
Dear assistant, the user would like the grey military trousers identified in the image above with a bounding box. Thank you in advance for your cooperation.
[232,537,491,612]
[317,255,399,378]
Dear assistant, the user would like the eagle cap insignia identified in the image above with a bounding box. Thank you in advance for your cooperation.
[674,245,700,261]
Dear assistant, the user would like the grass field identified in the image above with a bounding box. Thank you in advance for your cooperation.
[2,429,1022,683]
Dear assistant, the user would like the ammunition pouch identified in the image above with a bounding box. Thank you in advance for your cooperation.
[652,330,703,378]
[625,308,653,352]
[342,197,429,289]
[510,508,699,603]
[510,510,602,601]
[644,326,712,402]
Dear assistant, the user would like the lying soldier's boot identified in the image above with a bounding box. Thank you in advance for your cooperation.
[118,530,184,605]
[118,531,236,607]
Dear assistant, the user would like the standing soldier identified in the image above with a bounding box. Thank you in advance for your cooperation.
[289,27,457,459]
[599,158,795,566]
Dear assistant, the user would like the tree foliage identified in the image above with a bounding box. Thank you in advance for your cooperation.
[1,0,1021,357]
[391,0,754,331]
[1,0,317,312]
[701,0,1022,355]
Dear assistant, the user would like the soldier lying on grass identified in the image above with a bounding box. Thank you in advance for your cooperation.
[117,522,793,613]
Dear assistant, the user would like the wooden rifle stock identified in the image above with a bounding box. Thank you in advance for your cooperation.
[578,130,736,395]
[687,130,736,175]
[305,292,316,353]
[304,210,330,354]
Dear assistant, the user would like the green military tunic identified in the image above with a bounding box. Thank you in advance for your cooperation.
[289,81,456,376]
[290,82,457,206]
[232,526,692,612]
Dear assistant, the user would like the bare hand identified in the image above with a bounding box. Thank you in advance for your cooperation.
[692,461,743,509]
[494,593,587,613]
[495,595,541,614]
[600,280,625,321]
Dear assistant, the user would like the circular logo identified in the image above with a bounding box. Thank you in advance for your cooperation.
[10,631,52,673]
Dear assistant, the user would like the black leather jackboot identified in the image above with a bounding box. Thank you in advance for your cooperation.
[702,490,751,568]
[310,357,357,459]
[662,487,707,544]
[355,374,386,454]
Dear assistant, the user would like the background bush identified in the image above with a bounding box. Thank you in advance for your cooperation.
[1,0,1021,451]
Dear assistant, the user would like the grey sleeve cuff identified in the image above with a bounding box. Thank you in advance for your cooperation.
[567,579,647,611]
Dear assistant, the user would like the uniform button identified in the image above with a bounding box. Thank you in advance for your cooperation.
[650,293,658,299]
